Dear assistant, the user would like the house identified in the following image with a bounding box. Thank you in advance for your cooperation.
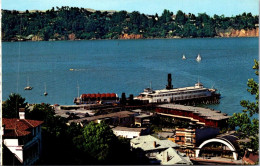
[130,135,182,164]
[156,147,192,165]
[111,126,149,138]
[2,109,43,165]
[134,114,152,127]
[130,135,192,164]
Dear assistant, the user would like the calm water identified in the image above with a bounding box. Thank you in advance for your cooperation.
[2,38,258,115]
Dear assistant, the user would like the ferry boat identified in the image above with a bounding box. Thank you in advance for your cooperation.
[135,74,219,104]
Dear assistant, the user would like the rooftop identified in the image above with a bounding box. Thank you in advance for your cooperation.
[112,126,146,132]
[156,147,192,165]
[135,114,152,118]
[157,104,230,121]
[131,135,180,151]
[3,118,43,137]
[69,111,137,123]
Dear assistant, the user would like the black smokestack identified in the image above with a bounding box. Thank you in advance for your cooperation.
[166,73,173,90]
[120,92,126,105]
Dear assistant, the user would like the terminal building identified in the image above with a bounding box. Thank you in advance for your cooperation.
[155,104,230,128]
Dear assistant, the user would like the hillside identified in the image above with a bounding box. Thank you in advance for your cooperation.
[1,7,259,41]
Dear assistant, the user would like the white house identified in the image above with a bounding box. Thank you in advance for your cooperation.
[2,109,43,165]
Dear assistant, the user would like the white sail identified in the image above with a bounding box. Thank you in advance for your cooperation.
[44,83,48,96]
[182,54,186,60]
[196,54,201,62]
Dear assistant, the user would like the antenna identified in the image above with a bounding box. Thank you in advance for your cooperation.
[77,81,80,98]
[211,83,215,89]
[17,17,22,93]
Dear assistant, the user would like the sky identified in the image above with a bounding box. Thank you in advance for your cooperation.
[1,0,259,16]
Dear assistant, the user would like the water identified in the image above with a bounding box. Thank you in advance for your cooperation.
[2,38,258,115]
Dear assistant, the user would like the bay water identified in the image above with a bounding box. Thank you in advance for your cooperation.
[2,37,258,115]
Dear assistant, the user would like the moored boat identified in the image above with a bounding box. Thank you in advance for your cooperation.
[24,77,33,90]
[196,54,201,62]
[44,83,48,96]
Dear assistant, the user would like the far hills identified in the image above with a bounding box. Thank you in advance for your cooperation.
[1,6,259,41]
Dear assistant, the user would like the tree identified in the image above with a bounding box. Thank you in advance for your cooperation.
[228,59,259,152]
[26,103,55,120]
[82,122,117,162]
[175,10,186,25]
[76,121,144,164]
[2,93,28,118]
[160,9,173,23]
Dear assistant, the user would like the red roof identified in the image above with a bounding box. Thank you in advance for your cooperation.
[111,93,116,98]
[90,94,96,98]
[3,118,43,137]
[106,93,111,98]
[81,93,118,99]
[101,93,107,98]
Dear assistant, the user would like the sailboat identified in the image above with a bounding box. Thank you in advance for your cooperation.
[44,83,48,96]
[24,77,33,90]
[196,54,201,62]
[182,54,186,60]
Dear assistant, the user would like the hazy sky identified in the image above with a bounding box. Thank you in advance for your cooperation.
[2,0,259,16]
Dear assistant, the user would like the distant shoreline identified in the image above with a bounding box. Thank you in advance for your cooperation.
[3,35,258,43]
[2,7,258,42]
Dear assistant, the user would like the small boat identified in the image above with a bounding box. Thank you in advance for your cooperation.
[24,77,33,90]
[182,54,186,60]
[24,86,33,90]
[44,83,48,96]
[196,54,201,62]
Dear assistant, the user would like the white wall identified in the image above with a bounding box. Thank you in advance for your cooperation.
[113,130,140,138]
[4,139,23,163]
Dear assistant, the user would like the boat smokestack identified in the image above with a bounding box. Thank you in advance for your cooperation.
[166,73,173,90]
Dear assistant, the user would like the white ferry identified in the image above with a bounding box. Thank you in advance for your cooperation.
[135,74,219,103]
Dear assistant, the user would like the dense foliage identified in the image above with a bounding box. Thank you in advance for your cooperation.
[228,59,259,153]
[2,93,28,118]
[24,103,146,164]
[2,7,259,41]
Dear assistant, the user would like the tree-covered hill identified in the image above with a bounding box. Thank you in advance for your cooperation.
[1,6,259,41]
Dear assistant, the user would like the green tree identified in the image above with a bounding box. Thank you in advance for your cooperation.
[2,93,28,118]
[81,122,117,161]
[160,9,173,23]
[175,10,186,25]
[26,103,55,120]
[229,59,259,152]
